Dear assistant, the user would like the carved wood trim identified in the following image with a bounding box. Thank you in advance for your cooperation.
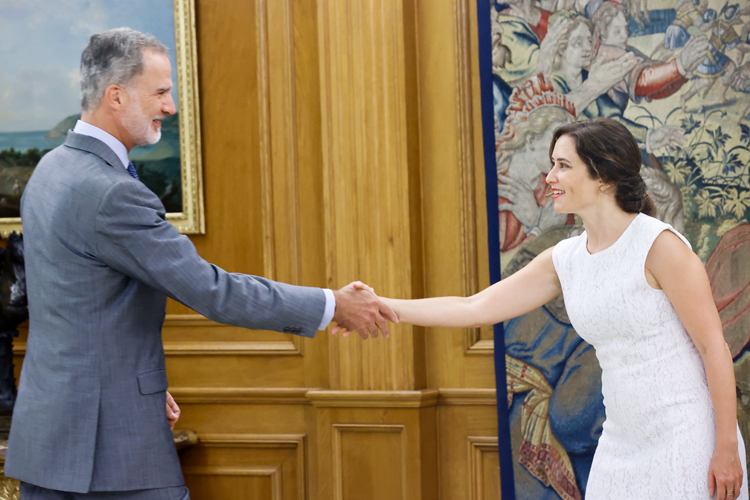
[167,387,313,404]
[467,436,500,500]
[438,388,497,406]
[185,434,306,500]
[182,466,282,500]
[256,0,276,282]
[159,314,304,355]
[307,389,439,408]
[14,340,302,357]
[452,0,494,356]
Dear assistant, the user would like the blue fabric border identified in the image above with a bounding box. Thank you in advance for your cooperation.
[475,1,516,498]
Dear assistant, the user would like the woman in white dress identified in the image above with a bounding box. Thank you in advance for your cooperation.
[340,118,747,499]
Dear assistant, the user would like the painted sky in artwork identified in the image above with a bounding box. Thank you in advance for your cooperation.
[0,0,178,133]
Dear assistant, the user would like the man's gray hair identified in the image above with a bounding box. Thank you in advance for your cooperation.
[80,27,168,112]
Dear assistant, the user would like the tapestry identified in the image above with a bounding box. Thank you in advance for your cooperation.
[482,0,750,497]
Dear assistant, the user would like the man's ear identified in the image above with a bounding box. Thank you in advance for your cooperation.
[103,84,126,110]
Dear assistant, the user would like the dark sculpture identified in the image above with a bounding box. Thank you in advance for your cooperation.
[0,232,27,415]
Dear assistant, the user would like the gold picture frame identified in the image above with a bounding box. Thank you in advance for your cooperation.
[0,0,204,236]
[166,0,205,234]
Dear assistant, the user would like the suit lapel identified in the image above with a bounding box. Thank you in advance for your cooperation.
[64,131,127,174]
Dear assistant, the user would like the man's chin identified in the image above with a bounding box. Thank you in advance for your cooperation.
[135,131,162,147]
[148,130,162,145]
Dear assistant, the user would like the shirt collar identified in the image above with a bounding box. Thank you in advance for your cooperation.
[72,120,130,170]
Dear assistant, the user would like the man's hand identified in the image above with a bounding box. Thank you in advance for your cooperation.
[166,391,180,431]
[330,281,398,339]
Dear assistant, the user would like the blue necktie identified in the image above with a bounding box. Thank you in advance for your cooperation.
[126,161,139,180]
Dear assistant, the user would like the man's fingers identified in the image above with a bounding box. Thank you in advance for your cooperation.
[374,314,389,339]
[358,328,369,340]
[331,325,343,335]
[351,281,375,294]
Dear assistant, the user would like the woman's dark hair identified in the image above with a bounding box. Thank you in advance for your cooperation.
[549,118,656,216]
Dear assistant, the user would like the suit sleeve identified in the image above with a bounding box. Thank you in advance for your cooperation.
[93,180,325,338]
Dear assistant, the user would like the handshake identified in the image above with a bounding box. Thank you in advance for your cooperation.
[331,281,398,339]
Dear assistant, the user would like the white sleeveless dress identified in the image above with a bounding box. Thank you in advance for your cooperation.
[552,213,748,499]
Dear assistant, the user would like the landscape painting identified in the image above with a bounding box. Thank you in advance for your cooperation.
[0,0,204,234]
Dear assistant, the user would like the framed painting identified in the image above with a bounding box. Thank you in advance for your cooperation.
[477,0,750,498]
[0,0,204,235]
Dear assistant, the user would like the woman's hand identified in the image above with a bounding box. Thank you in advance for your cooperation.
[708,443,744,500]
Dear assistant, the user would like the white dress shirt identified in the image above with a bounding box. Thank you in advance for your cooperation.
[72,120,336,330]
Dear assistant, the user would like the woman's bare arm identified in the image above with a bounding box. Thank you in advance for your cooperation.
[647,230,743,500]
[382,247,561,328]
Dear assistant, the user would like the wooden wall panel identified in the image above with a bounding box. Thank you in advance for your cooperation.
[310,400,438,500]
[416,0,496,392]
[437,393,500,500]
[12,0,501,498]
[317,0,424,392]
[468,437,501,500]
[333,424,406,500]
[182,434,306,500]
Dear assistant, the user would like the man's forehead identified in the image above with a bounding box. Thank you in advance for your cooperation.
[136,50,172,86]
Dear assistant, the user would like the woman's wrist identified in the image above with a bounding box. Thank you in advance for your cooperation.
[714,434,739,452]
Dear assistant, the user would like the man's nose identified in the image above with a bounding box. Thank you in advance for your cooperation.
[163,94,177,115]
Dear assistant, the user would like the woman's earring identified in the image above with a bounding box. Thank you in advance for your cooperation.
[599,184,606,193]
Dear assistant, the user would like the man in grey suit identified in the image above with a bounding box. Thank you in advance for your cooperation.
[6,28,396,499]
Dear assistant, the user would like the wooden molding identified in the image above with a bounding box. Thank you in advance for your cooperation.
[438,388,497,406]
[467,436,500,500]
[307,389,439,408]
[182,465,280,475]
[169,387,498,406]
[197,433,306,448]
[453,0,481,355]
[162,341,300,356]
[167,387,314,404]
[152,314,305,356]
[163,314,226,327]
[14,340,302,357]
[464,338,495,355]
[450,0,495,356]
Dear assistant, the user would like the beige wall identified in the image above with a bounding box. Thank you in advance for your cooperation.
[15,0,502,498]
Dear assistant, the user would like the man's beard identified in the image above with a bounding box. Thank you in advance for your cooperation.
[122,92,163,147]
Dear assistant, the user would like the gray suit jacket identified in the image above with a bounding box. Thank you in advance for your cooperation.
[5,131,326,492]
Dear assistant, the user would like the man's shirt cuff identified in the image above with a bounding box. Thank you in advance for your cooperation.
[317,288,336,330]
